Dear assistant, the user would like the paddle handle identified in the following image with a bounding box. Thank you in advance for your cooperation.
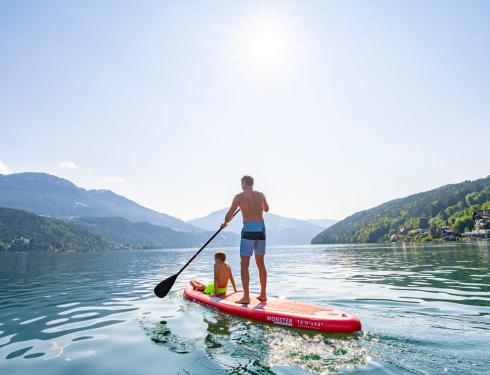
[176,209,240,276]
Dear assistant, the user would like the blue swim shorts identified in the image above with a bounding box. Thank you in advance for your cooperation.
[240,222,266,257]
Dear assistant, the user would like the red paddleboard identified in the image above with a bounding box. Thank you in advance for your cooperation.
[184,285,361,333]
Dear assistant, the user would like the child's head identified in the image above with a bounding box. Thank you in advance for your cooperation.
[214,251,226,263]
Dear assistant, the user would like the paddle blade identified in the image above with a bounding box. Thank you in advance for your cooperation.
[154,273,178,298]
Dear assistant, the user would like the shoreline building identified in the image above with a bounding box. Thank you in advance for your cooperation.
[441,226,456,241]
[462,210,490,239]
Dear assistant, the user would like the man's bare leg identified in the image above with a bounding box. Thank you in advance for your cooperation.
[255,255,267,301]
[236,256,251,304]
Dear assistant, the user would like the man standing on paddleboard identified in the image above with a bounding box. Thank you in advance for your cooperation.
[221,175,269,304]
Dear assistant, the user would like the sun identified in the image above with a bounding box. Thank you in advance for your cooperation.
[243,21,292,70]
[234,10,299,79]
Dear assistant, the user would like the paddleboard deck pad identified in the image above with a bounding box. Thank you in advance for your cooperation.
[184,286,361,333]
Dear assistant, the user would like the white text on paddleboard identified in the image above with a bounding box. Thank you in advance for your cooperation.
[267,316,293,327]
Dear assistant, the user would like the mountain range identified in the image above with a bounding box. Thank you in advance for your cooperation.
[0,172,329,250]
[4,171,487,248]
[306,218,338,228]
[0,173,199,232]
[312,175,490,244]
[71,216,239,249]
[189,208,335,245]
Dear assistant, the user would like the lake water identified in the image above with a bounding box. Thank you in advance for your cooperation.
[0,243,489,374]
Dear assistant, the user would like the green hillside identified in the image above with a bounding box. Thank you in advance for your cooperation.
[312,176,490,244]
[0,208,239,251]
[0,207,111,251]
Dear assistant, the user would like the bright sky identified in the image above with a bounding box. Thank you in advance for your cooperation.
[1,1,489,221]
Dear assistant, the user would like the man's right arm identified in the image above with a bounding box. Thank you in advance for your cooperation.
[221,195,239,229]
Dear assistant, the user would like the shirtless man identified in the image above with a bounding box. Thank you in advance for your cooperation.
[221,175,269,304]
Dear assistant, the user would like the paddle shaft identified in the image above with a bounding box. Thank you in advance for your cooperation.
[175,209,240,277]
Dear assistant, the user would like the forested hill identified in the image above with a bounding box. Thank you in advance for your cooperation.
[312,176,490,244]
[0,208,239,251]
[0,207,110,251]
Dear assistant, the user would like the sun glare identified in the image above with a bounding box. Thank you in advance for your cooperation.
[235,10,299,79]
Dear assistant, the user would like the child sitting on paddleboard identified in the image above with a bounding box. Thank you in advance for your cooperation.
[190,250,237,296]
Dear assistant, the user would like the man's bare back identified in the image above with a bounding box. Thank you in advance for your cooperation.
[231,190,269,223]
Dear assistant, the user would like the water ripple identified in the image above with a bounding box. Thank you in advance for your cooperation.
[0,244,489,374]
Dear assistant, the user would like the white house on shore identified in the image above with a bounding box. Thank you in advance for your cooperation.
[462,210,490,239]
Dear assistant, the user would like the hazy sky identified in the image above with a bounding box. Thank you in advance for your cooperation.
[1,1,489,221]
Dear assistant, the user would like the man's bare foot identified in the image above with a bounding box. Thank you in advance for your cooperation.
[235,297,250,304]
[257,295,267,302]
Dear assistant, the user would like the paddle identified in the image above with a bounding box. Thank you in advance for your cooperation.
[154,209,240,298]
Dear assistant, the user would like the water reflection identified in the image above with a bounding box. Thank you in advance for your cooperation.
[142,302,367,374]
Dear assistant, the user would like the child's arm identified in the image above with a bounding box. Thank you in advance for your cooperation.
[228,265,238,292]
[213,264,219,296]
